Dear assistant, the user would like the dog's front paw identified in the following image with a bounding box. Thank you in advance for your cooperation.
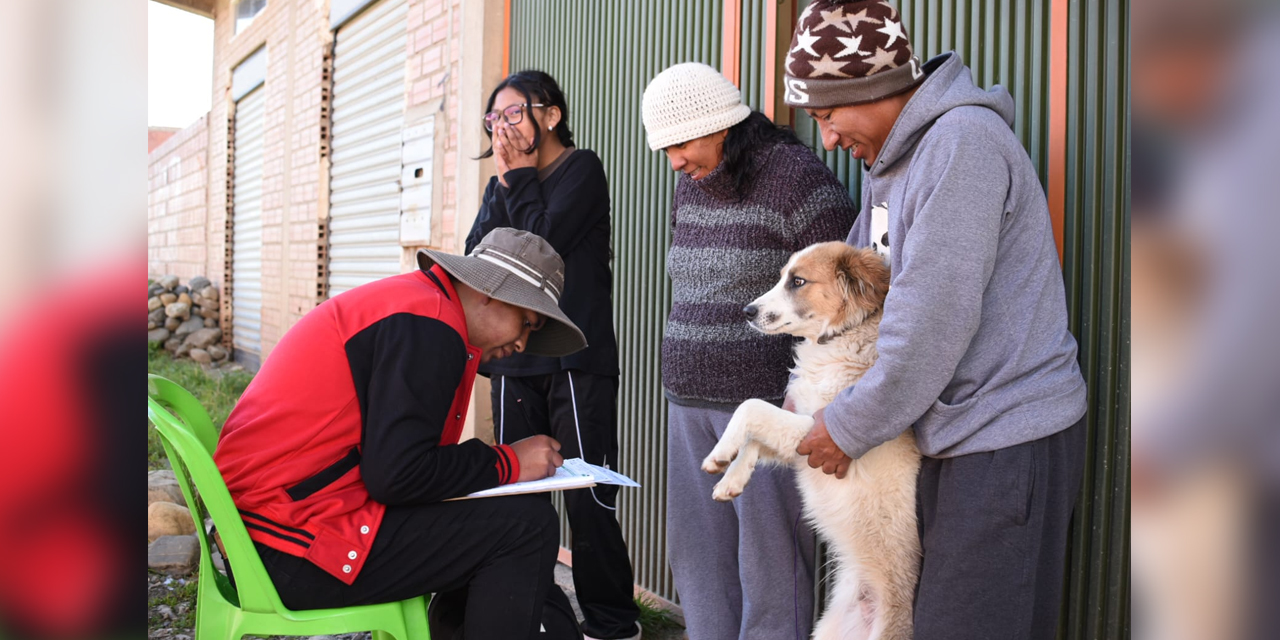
[701,450,734,475]
[702,438,740,474]
[711,476,746,501]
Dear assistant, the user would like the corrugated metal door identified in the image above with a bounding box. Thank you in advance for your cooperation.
[510,0,723,603]
[232,86,266,362]
[327,0,408,296]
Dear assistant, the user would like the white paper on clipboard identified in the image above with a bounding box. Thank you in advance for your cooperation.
[451,458,640,500]
[560,458,641,488]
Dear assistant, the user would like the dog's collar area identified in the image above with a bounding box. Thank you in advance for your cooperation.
[814,310,882,345]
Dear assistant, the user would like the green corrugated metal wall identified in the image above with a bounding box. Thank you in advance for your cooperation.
[509,0,723,601]
[1061,0,1130,638]
[737,1,772,115]
[510,2,1129,630]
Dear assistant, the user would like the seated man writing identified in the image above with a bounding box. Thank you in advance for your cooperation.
[213,228,585,639]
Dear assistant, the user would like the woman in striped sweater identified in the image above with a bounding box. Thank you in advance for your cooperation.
[642,62,858,640]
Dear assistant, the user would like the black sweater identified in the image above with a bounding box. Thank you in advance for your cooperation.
[465,148,619,377]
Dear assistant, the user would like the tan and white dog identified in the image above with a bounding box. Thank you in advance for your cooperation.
[701,242,921,640]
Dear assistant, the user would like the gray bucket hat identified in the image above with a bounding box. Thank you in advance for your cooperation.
[416,228,587,358]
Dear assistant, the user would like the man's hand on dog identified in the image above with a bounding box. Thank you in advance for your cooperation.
[797,408,852,479]
[510,435,564,482]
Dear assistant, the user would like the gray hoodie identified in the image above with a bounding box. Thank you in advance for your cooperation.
[824,53,1087,459]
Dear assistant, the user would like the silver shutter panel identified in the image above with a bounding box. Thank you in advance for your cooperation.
[232,86,266,362]
[327,0,409,296]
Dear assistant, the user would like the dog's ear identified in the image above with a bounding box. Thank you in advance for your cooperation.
[837,247,891,309]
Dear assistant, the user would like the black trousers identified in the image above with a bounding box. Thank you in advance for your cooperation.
[492,370,641,639]
[914,417,1087,640]
[257,494,560,640]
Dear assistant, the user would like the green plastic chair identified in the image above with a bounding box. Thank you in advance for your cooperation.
[147,374,431,639]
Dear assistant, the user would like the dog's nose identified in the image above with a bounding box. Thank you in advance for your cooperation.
[743,305,758,320]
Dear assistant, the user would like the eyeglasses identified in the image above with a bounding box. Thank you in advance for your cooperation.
[483,103,546,132]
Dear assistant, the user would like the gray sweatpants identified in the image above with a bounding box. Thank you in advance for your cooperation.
[666,402,816,640]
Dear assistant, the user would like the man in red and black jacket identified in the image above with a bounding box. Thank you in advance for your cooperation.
[214,229,588,639]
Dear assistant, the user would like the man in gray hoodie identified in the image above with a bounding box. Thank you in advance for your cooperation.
[780,1,1088,638]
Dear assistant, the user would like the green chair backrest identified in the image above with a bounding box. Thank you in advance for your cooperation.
[150,374,219,454]
[147,374,286,613]
[149,374,430,640]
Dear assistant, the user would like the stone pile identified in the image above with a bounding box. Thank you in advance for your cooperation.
[147,275,229,364]
[147,470,200,575]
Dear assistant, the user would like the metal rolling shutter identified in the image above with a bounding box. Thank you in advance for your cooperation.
[232,86,266,362]
[327,0,409,296]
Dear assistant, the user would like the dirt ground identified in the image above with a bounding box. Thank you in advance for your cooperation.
[554,563,687,640]
[148,562,686,640]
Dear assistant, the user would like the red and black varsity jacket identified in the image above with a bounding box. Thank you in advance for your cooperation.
[213,265,520,584]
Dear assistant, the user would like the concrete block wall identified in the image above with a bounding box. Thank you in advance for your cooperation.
[148,115,210,283]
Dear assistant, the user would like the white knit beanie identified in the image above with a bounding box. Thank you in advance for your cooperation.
[642,62,752,151]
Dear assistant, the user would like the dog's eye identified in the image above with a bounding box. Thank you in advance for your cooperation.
[792,277,806,288]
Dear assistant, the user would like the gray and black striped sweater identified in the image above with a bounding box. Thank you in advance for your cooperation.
[662,141,857,408]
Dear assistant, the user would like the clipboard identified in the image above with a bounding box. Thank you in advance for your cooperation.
[450,458,640,500]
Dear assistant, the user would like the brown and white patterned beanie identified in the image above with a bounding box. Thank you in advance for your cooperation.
[782,0,925,108]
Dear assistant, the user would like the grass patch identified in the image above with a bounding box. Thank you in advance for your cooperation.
[147,572,198,631]
[636,593,684,635]
[148,348,254,470]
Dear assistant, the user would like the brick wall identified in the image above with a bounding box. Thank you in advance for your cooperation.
[409,0,505,439]
[209,0,330,357]
[171,0,483,362]
[153,0,496,430]
[149,127,181,152]
[404,0,465,259]
[148,115,210,282]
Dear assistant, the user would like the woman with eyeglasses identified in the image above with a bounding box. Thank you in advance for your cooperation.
[464,70,640,640]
